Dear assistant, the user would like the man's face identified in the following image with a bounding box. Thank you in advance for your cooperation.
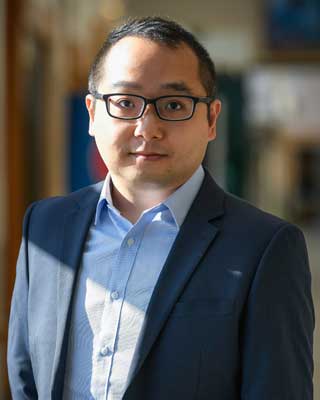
[86,36,221,194]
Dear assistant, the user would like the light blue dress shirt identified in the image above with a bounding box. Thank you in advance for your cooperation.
[63,166,204,400]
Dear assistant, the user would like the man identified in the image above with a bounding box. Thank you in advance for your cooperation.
[8,17,314,400]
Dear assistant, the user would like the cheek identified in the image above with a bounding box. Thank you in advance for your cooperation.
[92,125,114,163]
[94,126,131,164]
[175,127,209,155]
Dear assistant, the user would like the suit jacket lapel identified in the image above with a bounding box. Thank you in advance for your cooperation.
[126,173,225,388]
[51,183,102,399]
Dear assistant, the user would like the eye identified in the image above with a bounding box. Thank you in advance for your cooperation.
[165,101,183,111]
[118,99,135,109]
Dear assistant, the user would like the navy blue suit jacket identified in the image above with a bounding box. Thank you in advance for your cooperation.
[8,171,314,399]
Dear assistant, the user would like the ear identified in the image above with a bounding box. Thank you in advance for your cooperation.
[85,94,96,137]
[208,99,221,141]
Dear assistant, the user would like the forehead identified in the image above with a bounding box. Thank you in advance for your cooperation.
[99,36,204,94]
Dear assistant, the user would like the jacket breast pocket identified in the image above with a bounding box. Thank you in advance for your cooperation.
[170,298,234,318]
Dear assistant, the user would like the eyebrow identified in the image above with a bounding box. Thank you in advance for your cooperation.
[110,80,194,95]
[160,82,194,95]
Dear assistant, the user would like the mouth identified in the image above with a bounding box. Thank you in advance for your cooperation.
[130,152,167,161]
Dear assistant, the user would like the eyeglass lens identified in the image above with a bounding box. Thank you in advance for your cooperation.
[107,95,194,120]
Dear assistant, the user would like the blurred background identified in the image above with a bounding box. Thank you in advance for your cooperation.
[1,0,320,397]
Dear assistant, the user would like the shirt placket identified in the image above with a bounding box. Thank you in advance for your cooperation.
[91,220,145,400]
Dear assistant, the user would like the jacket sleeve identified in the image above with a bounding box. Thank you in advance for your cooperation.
[7,204,38,399]
[240,223,315,400]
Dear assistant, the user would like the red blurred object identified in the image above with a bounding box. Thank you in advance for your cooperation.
[87,141,108,182]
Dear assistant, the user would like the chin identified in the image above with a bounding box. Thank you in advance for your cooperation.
[125,168,164,183]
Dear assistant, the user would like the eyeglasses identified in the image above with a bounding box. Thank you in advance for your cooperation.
[90,91,215,121]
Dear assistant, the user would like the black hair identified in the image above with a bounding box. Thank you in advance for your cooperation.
[88,16,216,97]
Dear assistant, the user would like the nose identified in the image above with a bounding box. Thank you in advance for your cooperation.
[133,104,164,141]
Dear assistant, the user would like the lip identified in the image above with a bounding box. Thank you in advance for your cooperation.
[130,152,167,161]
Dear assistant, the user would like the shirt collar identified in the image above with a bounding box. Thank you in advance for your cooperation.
[95,165,204,228]
[94,174,114,225]
[163,166,204,227]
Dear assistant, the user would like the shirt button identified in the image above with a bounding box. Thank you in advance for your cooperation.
[127,238,135,247]
[100,345,112,357]
[111,291,119,300]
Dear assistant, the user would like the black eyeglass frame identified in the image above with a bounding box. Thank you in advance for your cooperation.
[90,91,215,121]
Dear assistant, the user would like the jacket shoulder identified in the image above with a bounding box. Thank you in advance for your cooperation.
[221,191,305,249]
[201,171,290,233]
[22,182,103,237]
[225,192,286,226]
[28,181,102,215]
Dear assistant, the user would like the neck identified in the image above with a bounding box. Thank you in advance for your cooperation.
[110,180,175,224]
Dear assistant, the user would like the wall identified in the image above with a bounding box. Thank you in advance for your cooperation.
[126,0,263,70]
[0,0,7,397]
